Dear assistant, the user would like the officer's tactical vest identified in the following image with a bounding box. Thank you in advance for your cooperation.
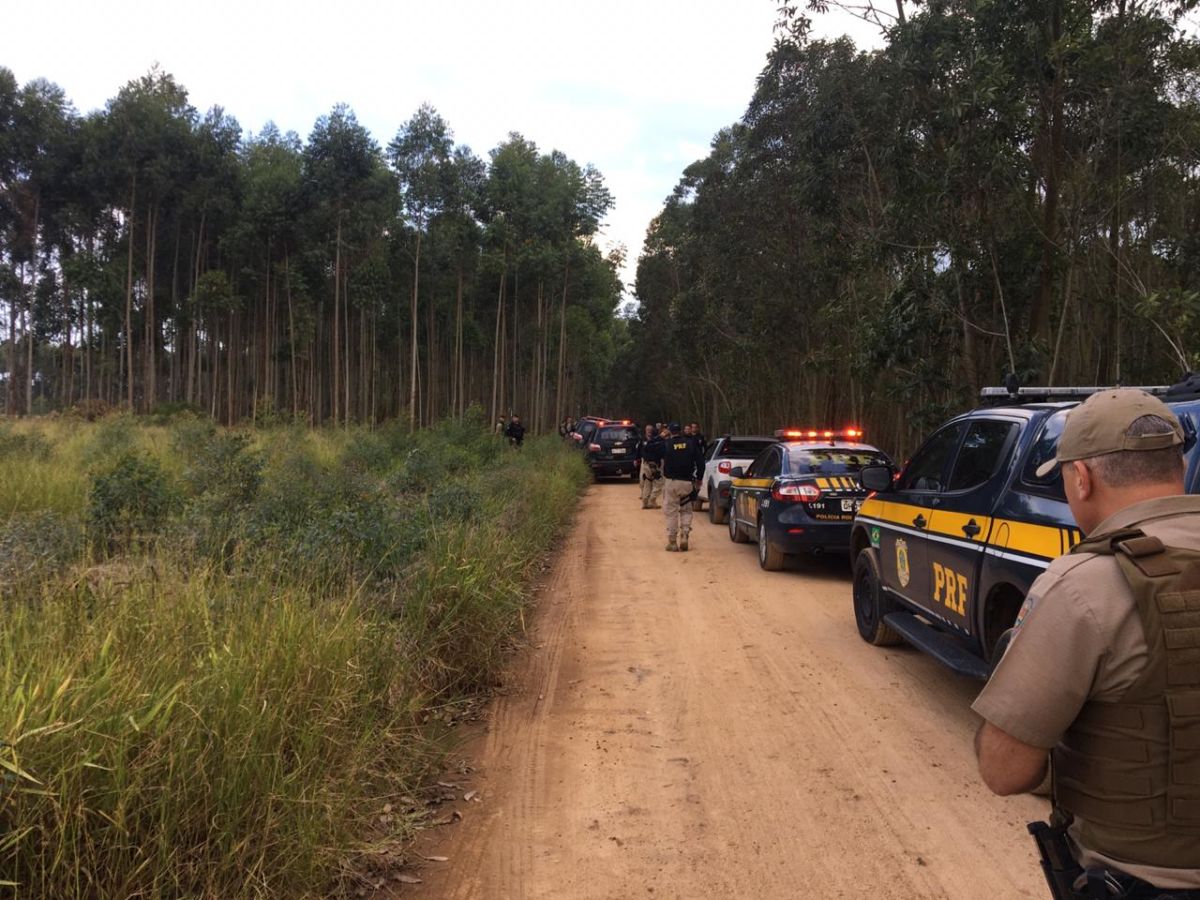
[1053,528,1200,867]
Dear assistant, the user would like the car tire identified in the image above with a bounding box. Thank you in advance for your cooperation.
[709,483,727,525]
[757,520,786,571]
[728,507,749,543]
[853,549,901,646]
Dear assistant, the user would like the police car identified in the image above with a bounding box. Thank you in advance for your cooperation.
[727,429,892,570]
[850,382,1200,679]
[586,421,641,480]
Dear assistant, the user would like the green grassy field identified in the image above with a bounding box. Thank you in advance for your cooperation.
[0,410,589,897]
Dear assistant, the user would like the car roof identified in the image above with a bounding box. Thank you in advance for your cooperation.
[717,434,776,442]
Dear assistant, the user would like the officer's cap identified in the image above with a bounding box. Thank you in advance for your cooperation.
[668,422,682,434]
[1035,388,1183,478]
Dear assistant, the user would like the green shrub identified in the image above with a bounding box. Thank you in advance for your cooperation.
[0,425,53,462]
[87,453,181,552]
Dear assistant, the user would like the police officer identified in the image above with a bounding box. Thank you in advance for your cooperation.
[504,415,525,448]
[973,389,1200,898]
[688,422,708,458]
[636,424,665,509]
[661,421,705,552]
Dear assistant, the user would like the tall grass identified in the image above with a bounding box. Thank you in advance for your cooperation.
[0,411,589,897]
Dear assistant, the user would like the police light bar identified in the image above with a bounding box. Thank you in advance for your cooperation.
[774,427,865,440]
[979,384,1166,398]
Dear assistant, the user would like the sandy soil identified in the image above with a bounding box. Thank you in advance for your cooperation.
[400,482,1048,899]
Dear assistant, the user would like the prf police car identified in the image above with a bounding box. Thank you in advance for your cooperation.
[849,382,1200,679]
[728,429,892,570]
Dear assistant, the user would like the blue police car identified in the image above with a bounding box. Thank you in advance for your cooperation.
[850,381,1200,678]
[727,429,892,570]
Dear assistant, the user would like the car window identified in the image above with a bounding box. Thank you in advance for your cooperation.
[947,420,1017,492]
[704,440,720,461]
[1021,409,1069,500]
[745,447,773,478]
[759,448,782,477]
[898,423,966,492]
[577,421,597,440]
[722,439,775,458]
[788,448,891,474]
[598,426,638,442]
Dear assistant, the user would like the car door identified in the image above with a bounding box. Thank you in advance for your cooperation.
[745,446,782,525]
[923,418,1019,632]
[874,422,966,607]
[733,447,775,528]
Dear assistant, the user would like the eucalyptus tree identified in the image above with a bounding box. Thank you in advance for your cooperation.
[303,104,393,424]
[388,104,455,427]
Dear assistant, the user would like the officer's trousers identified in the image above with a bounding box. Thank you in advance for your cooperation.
[663,479,694,541]
[640,463,663,507]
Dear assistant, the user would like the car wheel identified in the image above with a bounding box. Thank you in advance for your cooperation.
[853,549,901,646]
[728,506,749,543]
[709,483,727,525]
[757,520,786,571]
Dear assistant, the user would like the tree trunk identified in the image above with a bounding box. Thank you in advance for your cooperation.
[555,260,570,427]
[409,230,422,429]
[123,175,137,410]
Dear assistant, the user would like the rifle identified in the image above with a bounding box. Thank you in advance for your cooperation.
[679,485,700,509]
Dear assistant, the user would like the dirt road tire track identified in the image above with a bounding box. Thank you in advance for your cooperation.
[405,483,1047,899]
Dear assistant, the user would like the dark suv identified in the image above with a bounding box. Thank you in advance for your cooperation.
[586,423,641,480]
[850,383,1200,679]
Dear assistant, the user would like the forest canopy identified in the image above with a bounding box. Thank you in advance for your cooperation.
[618,0,1200,451]
[0,68,626,428]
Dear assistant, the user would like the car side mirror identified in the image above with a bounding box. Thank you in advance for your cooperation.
[730,466,745,478]
[860,465,896,493]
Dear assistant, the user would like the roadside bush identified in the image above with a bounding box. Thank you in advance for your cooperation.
[1,416,590,898]
[0,424,53,461]
[87,452,181,552]
[0,510,84,598]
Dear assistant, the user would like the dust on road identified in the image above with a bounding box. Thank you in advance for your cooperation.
[405,482,1047,899]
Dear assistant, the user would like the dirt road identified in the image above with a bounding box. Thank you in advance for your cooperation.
[408,482,1047,899]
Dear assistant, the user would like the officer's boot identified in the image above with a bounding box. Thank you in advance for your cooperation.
[679,529,690,552]
[666,537,678,552]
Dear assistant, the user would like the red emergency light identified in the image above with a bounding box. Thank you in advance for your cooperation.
[774,427,865,441]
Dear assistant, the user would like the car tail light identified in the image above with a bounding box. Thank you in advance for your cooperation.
[718,461,732,474]
[589,443,601,452]
[773,483,821,502]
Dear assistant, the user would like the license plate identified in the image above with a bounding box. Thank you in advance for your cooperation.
[841,499,862,513]
[612,448,626,455]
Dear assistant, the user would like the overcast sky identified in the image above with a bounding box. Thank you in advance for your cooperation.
[2,1,879,296]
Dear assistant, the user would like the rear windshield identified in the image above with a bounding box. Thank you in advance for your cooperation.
[1020,409,1068,500]
[598,427,638,442]
[788,449,890,474]
[720,439,776,458]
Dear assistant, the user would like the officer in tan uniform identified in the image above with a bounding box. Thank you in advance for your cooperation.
[973,389,1200,899]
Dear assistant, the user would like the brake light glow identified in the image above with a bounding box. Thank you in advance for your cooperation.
[718,461,732,475]
[773,483,822,503]
[589,443,601,452]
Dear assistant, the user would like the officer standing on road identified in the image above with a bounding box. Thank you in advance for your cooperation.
[504,415,526,448]
[973,389,1200,899]
[636,424,664,510]
[687,422,707,458]
[661,421,705,552]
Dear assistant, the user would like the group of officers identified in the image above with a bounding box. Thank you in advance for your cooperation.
[570,390,1200,898]
[633,421,706,552]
